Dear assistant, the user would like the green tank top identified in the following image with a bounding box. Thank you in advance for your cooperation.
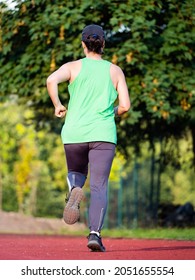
[61,58,118,144]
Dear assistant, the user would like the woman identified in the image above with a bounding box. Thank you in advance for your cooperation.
[47,24,130,252]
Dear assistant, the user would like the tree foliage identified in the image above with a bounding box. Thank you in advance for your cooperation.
[0,99,68,216]
[1,0,195,157]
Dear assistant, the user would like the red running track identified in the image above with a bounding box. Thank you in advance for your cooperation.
[0,234,195,260]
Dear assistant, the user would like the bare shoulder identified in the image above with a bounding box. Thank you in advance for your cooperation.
[110,63,124,76]
[60,59,81,70]
[67,59,82,82]
[110,63,125,88]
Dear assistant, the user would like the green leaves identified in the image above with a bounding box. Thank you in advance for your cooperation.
[1,0,195,156]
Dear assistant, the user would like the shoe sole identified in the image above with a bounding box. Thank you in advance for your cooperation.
[63,187,84,224]
[87,241,105,252]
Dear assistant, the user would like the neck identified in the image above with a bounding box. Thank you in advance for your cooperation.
[85,51,102,60]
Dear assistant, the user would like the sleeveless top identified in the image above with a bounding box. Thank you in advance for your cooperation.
[61,58,118,144]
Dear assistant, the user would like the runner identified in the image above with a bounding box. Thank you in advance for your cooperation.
[46,24,130,252]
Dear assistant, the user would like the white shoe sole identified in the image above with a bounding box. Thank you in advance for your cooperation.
[63,187,84,224]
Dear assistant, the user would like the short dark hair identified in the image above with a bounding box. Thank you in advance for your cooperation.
[82,24,105,54]
[83,34,104,54]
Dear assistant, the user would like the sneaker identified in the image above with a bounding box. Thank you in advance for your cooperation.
[87,233,106,252]
[63,187,84,224]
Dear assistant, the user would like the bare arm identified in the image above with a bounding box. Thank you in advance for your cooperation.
[46,63,71,118]
[111,64,131,116]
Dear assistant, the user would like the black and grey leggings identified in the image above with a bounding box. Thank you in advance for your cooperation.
[64,141,115,232]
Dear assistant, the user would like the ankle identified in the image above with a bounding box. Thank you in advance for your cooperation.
[90,231,100,237]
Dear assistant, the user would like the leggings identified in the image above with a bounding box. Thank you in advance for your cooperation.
[64,142,115,232]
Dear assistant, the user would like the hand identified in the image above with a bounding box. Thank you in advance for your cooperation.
[54,104,67,118]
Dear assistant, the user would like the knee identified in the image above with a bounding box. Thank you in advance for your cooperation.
[67,171,87,190]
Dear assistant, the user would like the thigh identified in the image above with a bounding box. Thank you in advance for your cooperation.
[89,142,116,184]
[64,143,89,176]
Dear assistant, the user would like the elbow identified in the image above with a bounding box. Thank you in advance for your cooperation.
[123,102,131,113]
[46,75,58,87]
[46,76,53,87]
[118,103,131,116]
[126,103,131,112]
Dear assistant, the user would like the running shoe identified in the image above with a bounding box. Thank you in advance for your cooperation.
[63,187,84,224]
[87,233,106,252]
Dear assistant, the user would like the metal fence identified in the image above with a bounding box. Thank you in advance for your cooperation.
[80,154,195,229]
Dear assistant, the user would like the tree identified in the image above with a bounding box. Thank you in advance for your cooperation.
[0,97,67,216]
[0,100,19,211]
[1,0,194,157]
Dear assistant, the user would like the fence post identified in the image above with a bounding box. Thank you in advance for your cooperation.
[154,137,163,225]
[149,145,155,223]
[117,174,123,227]
[132,158,139,228]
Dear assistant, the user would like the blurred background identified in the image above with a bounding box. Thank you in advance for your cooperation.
[0,0,195,230]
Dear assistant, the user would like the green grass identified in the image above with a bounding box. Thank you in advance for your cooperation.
[59,227,195,241]
[101,227,195,241]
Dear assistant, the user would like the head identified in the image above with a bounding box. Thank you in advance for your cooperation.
[81,24,105,55]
